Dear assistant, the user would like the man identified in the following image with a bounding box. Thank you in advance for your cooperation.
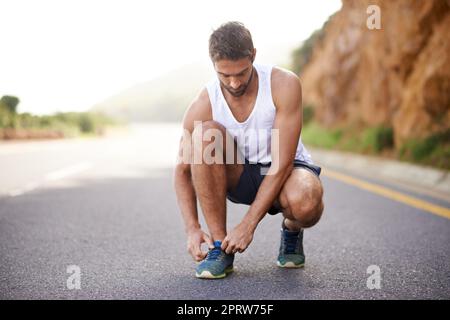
[174,21,324,279]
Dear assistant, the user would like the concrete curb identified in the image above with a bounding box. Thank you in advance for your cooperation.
[309,147,450,200]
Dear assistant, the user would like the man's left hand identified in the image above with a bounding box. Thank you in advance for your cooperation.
[221,219,256,254]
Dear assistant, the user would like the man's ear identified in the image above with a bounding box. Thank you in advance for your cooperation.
[251,48,257,62]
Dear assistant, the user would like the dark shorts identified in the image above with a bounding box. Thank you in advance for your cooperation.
[226,159,322,215]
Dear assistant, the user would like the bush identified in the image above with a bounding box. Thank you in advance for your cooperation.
[300,120,448,169]
[0,94,119,139]
[301,122,343,148]
[0,107,15,128]
[17,113,41,128]
[302,104,315,125]
[2,110,117,139]
[361,126,394,153]
[399,129,450,166]
[79,113,95,133]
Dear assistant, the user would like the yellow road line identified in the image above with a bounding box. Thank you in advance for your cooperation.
[322,168,450,220]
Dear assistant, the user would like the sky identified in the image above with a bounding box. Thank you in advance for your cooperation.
[0,0,342,115]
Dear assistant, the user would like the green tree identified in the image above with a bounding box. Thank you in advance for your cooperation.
[0,95,20,114]
[0,95,20,128]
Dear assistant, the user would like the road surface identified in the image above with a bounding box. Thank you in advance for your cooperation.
[1,124,449,299]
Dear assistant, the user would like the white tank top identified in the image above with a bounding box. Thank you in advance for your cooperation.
[205,63,313,165]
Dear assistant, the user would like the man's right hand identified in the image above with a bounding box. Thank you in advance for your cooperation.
[187,228,214,262]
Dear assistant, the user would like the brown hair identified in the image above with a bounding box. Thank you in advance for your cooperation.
[209,21,254,62]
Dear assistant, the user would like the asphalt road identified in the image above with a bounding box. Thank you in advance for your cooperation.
[1,124,449,299]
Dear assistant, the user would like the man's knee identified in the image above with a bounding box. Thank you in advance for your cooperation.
[192,120,226,164]
[192,121,226,147]
[193,120,224,135]
[285,191,324,228]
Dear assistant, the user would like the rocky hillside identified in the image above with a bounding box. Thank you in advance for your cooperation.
[300,0,449,147]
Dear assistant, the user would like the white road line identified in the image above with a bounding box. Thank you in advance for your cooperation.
[8,162,93,197]
[8,182,39,197]
[44,162,93,182]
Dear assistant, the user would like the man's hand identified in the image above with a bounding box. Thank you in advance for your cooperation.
[187,228,214,262]
[221,220,256,254]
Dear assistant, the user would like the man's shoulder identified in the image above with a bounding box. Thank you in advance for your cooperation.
[271,66,301,87]
[270,66,302,107]
[182,88,213,132]
[191,87,211,110]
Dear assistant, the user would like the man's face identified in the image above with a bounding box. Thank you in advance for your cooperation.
[214,57,254,97]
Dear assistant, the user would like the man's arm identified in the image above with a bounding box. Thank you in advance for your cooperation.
[174,88,214,261]
[222,68,302,254]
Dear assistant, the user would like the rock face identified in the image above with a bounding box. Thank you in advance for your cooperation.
[301,0,450,147]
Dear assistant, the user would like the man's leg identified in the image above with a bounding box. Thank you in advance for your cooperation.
[277,168,324,230]
[190,120,243,241]
[275,168,324,268]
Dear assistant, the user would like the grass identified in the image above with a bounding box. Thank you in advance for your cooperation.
[399,129,450,169]
[301,122,343,149]
[361,126,394,153]
[0,110,121,140]
[302,122,449,170]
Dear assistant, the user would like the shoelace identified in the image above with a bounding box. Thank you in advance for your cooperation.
[206,247,222,261]
[283,231,300,254]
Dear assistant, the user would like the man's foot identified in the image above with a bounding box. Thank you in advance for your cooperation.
[277,220,305,268]
[195,240,234,279]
